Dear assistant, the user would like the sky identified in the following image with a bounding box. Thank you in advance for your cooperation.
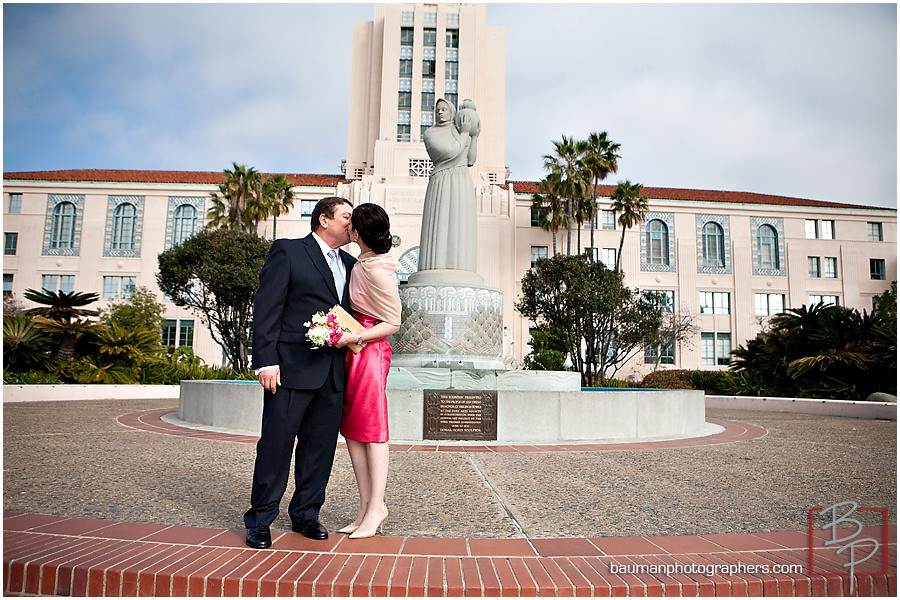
[2,2,897,209]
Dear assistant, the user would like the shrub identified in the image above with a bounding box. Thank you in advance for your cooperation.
[640,369,693,389]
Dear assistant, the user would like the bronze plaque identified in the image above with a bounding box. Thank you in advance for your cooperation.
[423,390,498,441]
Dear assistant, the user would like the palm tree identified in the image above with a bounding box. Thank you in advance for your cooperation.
[530,186,567,256]
[206,163,265,232]
[23,288,103,361]
[261,174,296,239]
[543,136,590,255]
[578,132,621,257]
[609,180,649,272]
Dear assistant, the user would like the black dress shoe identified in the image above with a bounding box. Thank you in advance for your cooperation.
[246,525,272,549]
[292,518,328,540]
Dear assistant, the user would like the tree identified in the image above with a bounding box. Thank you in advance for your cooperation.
[730,302,896,399]
[647,306,700,372]
[530,184,567,256]
[543,136,590,255]
[516,252,663,386]
[261,174,296,239]
[206,163,266,233]
[3,314,53,372]
[577,132,621,256]
[157,228,271,371]
[101,285,166,340]
[609,180,649,272]
[22,289,104,361]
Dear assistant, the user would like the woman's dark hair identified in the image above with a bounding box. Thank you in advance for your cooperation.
[352,203,393,254]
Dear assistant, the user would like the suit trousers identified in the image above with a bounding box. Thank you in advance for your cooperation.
[243,378,343,528]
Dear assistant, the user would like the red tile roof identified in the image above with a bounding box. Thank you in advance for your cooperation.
[505,180,889,211]
[2,169,890,211]
[2,169,349,187]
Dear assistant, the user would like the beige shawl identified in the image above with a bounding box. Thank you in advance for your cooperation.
[349,251,402,326]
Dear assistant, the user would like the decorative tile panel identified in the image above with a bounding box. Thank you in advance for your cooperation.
[165,196,205,249]
[640,211,676,272]
[42,194,83,256]
[750,216,786,277]
[103,195,144,258]
[695,214,732,275]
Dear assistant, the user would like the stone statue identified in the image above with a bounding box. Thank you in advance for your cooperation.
[413,98,481,281]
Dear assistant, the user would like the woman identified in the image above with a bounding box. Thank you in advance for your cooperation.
[334,203,401,539]
[416,97,480,273]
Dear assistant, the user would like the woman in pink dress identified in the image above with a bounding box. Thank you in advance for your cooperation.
[334,203,401,539]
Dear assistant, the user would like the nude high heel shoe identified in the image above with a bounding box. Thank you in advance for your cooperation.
[348,506,388,539]
[337,523,359,534]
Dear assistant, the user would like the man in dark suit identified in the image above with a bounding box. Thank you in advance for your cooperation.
[244,196,356,549]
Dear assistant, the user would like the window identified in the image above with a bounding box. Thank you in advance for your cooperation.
[445,62,459,80]
[3,274,13,295]
[601,209,616,230]
[601,248,617,270]
[757,224,779,270]
[646,219,669,265]
[530,207,540,227]
[645,335,675,365]
[400,27,414,46]
[823,257,838,279]
[41,274,75,294]
[701,332,731,366]
[754,293,784,316]
[111,202,136,251]
[179,320,194,347]
[172,204,197,246]
[398,91,412,109]
[299,200,316,217]
[7,193,22,214]
[808,256,821,278]
[701,221,725,268]
[397,124,411,142]
[401,10,414,23]
[422,59,436,78]
[102,276,136,300]
[421,91,435,111]
[446,12,459,26]
[699,291,730,315]
[163,319,194,349]
[647,290,675,313]
[399,59,413,77]
[446,29,459,48]
[870,258,886,280]
[50,201,77,249]
[530,246,548,267]
[868,222,883,242]
[805,219,818,239]
[809,295,839,307]
[4,232,18,255]
[423,28,437,47]
[821,220,834,240]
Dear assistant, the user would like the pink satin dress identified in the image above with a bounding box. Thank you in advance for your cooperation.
[340,312,391,443]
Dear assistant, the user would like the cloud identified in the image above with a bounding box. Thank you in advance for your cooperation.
[3,2,896,208]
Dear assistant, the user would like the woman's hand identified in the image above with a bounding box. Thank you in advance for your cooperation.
[333,330,355,348]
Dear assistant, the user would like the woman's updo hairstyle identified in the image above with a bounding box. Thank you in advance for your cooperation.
[352,203,393,254]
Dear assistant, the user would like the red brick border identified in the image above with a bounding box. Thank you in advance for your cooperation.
[117,408,767,451]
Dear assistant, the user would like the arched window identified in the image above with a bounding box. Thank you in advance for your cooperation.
[50,201,76,249]
[173,204,197,246]
[702,221,725,268]
[646,219,669,265]
[112,203,136,250]
[758,224,779,270]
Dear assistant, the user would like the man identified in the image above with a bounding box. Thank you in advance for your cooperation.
[244,196,356,549]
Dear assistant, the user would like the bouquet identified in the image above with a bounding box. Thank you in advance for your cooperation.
[304,311,344,348]
[304,306,366,353]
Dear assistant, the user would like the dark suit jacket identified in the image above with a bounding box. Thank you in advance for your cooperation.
[251,234,357,390]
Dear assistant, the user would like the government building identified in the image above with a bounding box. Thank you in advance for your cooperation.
[3,3,896,379]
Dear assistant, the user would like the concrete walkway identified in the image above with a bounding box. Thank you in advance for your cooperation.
[2,397,896,596]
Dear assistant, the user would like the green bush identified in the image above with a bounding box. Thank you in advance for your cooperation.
[3,369,63,385]
[640,369,693,389]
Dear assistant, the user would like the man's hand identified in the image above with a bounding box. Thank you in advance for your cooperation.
[258,367,281,394]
